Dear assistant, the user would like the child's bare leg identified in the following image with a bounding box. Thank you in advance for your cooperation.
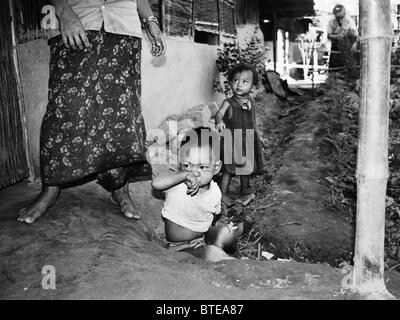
[240,175,254,195]
[220,172,233,207]
[164,219,204,242]
[18,185,60,224]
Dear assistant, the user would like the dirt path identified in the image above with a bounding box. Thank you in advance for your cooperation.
[223,89,354,267]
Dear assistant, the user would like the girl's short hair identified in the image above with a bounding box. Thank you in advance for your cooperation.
[227,64,259,87]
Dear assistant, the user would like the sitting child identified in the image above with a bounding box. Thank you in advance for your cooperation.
[152,127,245,261]
[152,127,223,243]
[215,64,265,207]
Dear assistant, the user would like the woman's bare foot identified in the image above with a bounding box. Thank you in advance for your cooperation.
[18,186,60,224]
[221,193,234,208]
[111,183,140,219]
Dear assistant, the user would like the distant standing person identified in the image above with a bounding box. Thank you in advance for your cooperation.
[18,0,166,223]
[327,4,359,70]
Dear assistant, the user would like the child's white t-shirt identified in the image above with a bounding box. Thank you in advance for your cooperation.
[161,181,222,233]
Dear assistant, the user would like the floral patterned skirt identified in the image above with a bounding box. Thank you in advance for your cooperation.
[40,30,150,188]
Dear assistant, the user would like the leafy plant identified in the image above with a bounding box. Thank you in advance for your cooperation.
[215,28,266,96]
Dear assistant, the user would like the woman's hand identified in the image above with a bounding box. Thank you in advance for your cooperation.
[145,21,166,56]
[58,7,91,50]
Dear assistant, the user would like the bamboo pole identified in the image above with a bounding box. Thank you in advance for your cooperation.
[159,0,166,33]
[353,0,394,299]
[273,11,277,71]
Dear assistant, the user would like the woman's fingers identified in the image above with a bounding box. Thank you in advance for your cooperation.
[146,23,166,56]
[151,41,158,56]
[73,30,91,50]
[67,32,77,49]
[79,30,91,48]
[158,34,166,55]
[62,34,70,48]
[60,20,90,50]
[154,34,166,56]
[73,33,83,50]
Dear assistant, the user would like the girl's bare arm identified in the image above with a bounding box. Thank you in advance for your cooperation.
[215,100,230,125]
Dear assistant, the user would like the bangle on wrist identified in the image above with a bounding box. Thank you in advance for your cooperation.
[143,15,159,26]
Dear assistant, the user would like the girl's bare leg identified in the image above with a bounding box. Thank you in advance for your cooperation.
[240,175,254,195]
[18,185,60,224]
[220,172,233,207]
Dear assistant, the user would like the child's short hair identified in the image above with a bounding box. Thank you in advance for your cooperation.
[180,127,214,148]
[227,64,259,87]
[179,127,220,162]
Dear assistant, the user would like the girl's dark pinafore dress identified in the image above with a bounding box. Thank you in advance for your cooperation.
[221,97,264,176]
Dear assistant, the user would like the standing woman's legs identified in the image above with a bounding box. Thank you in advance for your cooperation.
[97,167,141,219]
[18,186,60,223]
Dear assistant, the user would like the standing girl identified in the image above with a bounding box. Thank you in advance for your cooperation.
[215,64,264,206]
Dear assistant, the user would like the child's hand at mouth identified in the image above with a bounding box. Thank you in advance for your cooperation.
[184,172,200,196]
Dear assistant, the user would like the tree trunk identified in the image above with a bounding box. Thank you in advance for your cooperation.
[353,0,394,298]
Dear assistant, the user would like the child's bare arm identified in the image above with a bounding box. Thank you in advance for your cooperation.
[152,170,199,195]
[215,100,231,131]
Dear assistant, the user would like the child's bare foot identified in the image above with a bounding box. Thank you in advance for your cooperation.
[18,186,60,224]
[111,183,140,219]
[222,193,234,207]
[241,186,255,196]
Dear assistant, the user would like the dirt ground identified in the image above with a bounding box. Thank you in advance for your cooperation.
[0,179,399,300]
[1,84,400,300]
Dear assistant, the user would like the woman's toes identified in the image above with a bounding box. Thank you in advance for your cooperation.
[18,210,40,224]
[124,210,141,220]
[24,215,35,224]
[132,212,141,219]
[124,211,134,219]
[17,210,28,221]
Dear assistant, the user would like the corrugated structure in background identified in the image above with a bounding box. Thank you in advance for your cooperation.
[220,0,235,35]
[14,0,49,42]
[164,0,193,37]
[194,0,219,34]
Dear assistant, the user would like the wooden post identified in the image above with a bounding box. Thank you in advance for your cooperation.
[159,0,165,32]
[353,0,394,299]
